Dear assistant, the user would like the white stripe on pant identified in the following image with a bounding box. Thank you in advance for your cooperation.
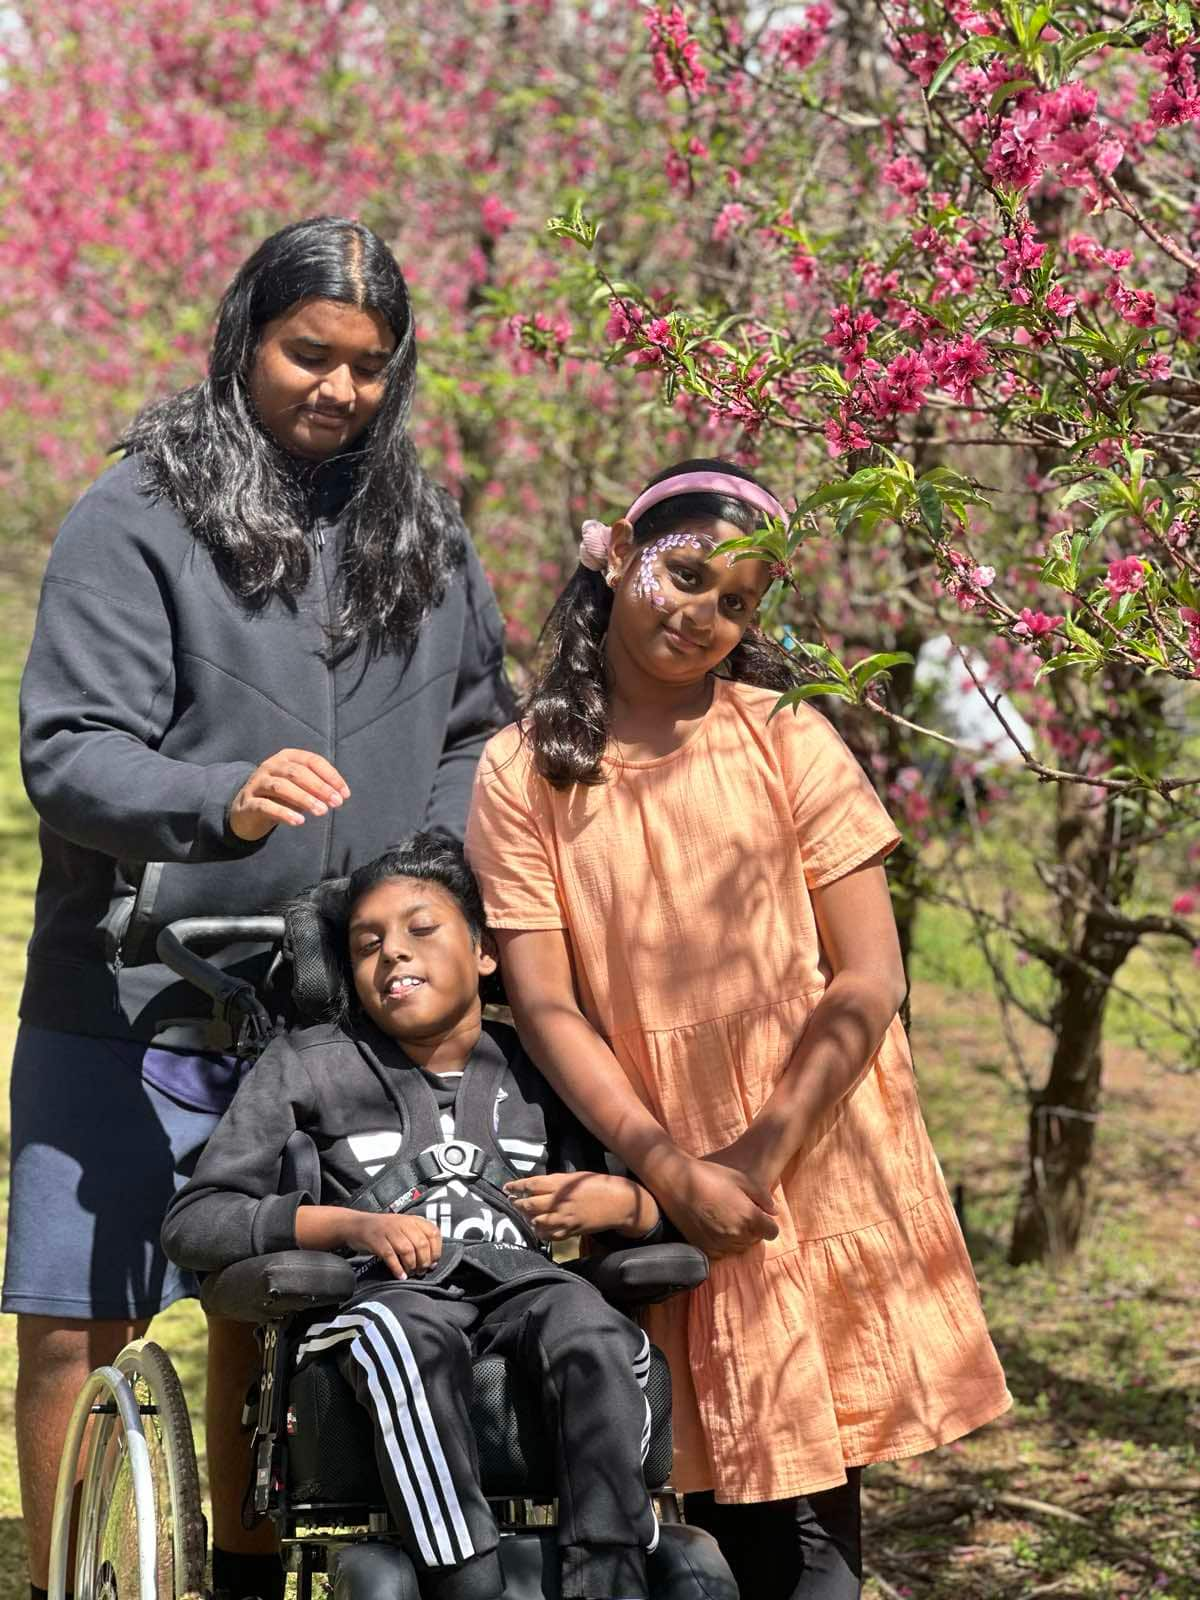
[298,1304,474,1567]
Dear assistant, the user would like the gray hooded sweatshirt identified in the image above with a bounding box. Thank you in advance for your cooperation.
[19,453,512,1048]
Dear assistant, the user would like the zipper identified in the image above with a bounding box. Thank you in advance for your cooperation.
[317,520,337,879]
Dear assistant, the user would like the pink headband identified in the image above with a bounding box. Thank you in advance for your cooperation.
[624,471,787,528]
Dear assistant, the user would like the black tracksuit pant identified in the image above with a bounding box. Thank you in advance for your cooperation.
[298,1273,658,1600]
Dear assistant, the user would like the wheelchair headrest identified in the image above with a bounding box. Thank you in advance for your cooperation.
[283,878,507,1023]
[285,880,349,1023]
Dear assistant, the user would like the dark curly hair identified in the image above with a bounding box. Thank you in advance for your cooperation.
[119,216,467,656]
[287,834,496,1023]
[522,457,800,788]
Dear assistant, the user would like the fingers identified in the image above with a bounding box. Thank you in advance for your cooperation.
[508,1189,556,1222]
[268,751,350,808]
[504,1174,561,1199]
[376,1242,407,1281]
[384,1218,442,1277]
[253,775,336,823]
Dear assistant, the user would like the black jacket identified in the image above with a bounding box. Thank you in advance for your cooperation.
[19,453,511,1046]
[161,1019,615,1273]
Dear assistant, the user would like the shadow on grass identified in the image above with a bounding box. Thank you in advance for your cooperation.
[996,1335,1197,1453]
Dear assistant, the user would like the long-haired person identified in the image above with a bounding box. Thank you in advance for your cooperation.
[467,459,1010,1599]
[8,216,512,1600]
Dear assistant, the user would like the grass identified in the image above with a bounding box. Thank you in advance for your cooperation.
[0,592,1197,1600]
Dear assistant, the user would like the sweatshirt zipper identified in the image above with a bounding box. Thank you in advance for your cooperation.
[317,519,336,879]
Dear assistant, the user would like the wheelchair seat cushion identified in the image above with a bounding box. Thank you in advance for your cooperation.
[285,1344,673,1505]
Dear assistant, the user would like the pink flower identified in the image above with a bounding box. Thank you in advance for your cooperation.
[1173,891,1197,915]
[1170,276,1200,340]
[605,299,643,344]
[480,194,516,239]
[646,4,709,96]
[881,154,928,196]
[1104,556,1146,598]
[712,202,748,243]
[1013,608,1064,639]
[790,251,817,283]
[868,349,932,417]
[1044,284,1077,318]
[1182,607,1200,663]
[1150,85,1200,125]
[986,115,1043,190]
[970,565,995,588]
[1107,278,1158,328]
[664,150,691,191]
[825,404,870,456]
[998,222,1046,286]
[1146,33,1200,126]
[824,303,879,379]
[771,4,831,71]
[926,334,991,403]
[1165,517,1192,549]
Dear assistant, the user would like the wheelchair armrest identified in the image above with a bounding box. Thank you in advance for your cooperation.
[569,1242,708,1307]
[199,1251,357,1322]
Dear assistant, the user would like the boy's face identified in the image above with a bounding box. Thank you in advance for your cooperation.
[348,879,496,1049]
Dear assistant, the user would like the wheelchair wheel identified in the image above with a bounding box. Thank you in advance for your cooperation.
[116,1341,207,1599]
[48,1341,206,1600]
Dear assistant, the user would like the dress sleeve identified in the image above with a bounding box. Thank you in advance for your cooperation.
[465,732,566,929]
[774,703,901,889]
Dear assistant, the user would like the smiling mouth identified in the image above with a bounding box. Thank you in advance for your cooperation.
[662,628,705,652]
[302,408,351,429]
[383,976,426,999]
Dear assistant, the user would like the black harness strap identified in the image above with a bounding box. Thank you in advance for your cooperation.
[348,1030,542,1249]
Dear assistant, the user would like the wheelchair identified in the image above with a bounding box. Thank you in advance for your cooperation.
[48,911,739,1600]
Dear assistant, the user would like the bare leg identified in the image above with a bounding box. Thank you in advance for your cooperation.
[205,1316,279,1557]
[16,1315,149,1588]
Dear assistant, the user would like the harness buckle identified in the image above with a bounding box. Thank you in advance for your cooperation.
[415,1140,487,1184]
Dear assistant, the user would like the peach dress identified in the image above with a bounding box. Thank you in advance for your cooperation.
[466,680,1010,1502]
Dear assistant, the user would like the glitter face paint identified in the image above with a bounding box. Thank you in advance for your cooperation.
[632,530,715,611]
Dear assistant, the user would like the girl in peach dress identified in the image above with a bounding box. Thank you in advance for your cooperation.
[466,459,1010,1599]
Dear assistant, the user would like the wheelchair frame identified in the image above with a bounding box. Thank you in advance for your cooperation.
[47,915,737,1600]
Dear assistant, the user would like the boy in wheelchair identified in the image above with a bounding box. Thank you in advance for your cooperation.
[163,835,675,1600]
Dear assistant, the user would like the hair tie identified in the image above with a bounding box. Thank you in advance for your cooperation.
[578,519,613,572]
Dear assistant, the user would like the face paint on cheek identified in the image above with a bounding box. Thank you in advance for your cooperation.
[632,531,713,612]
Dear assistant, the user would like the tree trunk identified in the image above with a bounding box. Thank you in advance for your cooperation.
[1008,672,1157,1265]
[1008,954,1108,1264]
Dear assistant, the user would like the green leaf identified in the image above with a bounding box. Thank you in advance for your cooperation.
[928,35,999,99]
[770,684,855,715]
[917,481,943,538]
[849,651,916,688]
[798,473,879,514]
[1034,649,1100,682]
[1025,5,1053,46]
[989,77,1035,112]
[797,642,853,684]
[1062,29,1131,69]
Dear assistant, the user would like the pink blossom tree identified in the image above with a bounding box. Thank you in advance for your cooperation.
[539,0,1200,1262]
[3,0,1198,1263]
